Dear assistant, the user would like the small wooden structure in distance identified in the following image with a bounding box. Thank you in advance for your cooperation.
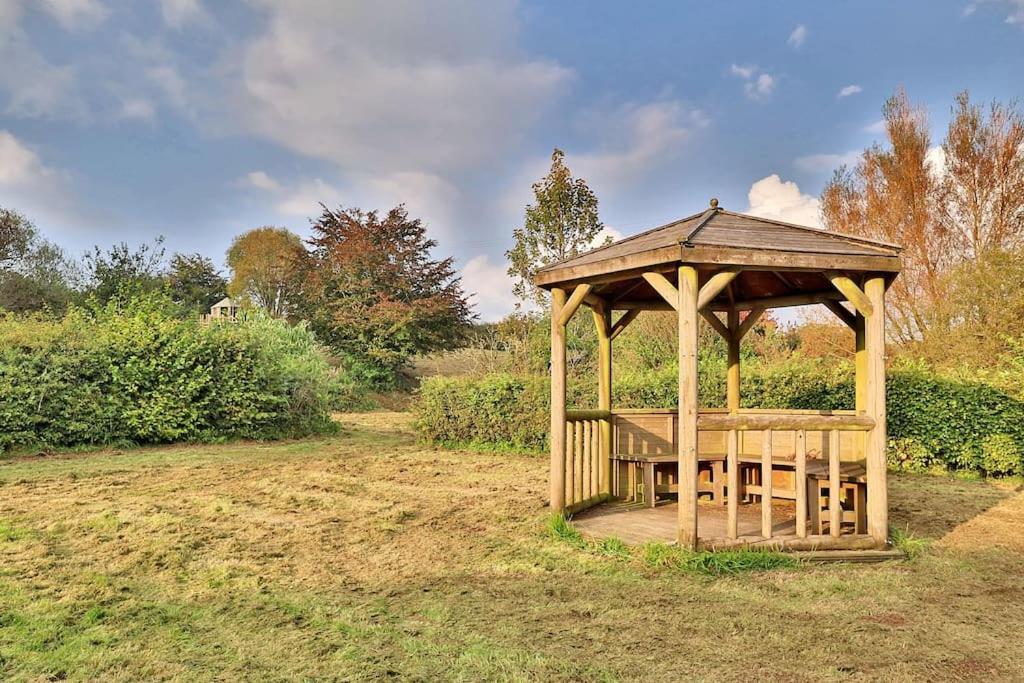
[534,200,902,551]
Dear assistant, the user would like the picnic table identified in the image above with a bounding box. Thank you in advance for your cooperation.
[610,452,867,533]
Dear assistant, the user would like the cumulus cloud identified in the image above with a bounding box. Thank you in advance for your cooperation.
[39,0,108,31]
[838,84,863,98]
[238,170,282,192]
[730,64,776,101]
[572,99,709,194]
[0,3,84,119]
[461,254,515,321]
[794,150,861,173]
[159,0,208,28]
[746,174,822,228]
[119,97,156,122]
[864,118,887,134]
[925,145,947,179]
[788,24,808,48]
[227,1,572,175]
[0,131,50,186]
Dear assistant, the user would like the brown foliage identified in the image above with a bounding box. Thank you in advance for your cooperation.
[821,88,1024,348]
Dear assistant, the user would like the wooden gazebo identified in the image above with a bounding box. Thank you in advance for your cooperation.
[535,200,902,551]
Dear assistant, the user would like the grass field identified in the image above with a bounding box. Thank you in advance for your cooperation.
[1,412,1023,681]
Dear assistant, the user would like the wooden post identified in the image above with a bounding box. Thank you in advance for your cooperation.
[761,429,773,538]
[550,288,567,512]
[727,429,739,539]
[593,306,612,495]
[865,277,889,545]
[855,313,867,413]
[829,429,841,538]
[678,265,700,549]
[795,430,807,538]
[727,309,740,413]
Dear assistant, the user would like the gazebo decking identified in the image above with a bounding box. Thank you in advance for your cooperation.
[534,200,902,554]
[573,500,800,546]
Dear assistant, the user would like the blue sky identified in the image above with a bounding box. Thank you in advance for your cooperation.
[1,0,1023,320]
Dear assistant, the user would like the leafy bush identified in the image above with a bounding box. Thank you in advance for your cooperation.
[0,296,339,452]
[415,359,1024,477]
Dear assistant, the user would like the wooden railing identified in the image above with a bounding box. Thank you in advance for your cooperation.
[613,408,876,545]
[564,409,612,513]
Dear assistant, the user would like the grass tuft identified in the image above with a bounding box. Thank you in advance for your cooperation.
[593,536,630,559]
[545,513,586,548]
[639,542,796,575]
[891,525,929,560]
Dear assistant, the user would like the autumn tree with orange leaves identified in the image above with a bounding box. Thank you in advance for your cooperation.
[298,205,474,387]
[820,88,1024,359]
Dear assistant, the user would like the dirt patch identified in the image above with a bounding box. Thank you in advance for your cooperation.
[939,488,1024,553]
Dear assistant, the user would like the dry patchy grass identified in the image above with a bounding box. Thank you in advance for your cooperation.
[0,413,1022,681]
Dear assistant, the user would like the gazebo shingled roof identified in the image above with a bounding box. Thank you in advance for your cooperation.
[534,200,903,554]
[535,204,901,315]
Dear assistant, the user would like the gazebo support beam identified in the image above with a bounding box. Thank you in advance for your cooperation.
[710,290,843,312]
[822,299,857,330]
[736,306,766,340]
[678,265,700,549]
[642,272,679,310]
[700,310,730,340]
[557,284,594,326]
[549,288,568,513]
[697,268,741,310]
[864,277,888,545]
[826,271,873,317]
[610,309,640,339]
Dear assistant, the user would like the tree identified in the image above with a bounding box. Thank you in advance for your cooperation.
[299,205,473,386]
[820,88,1024,345]
[226,227,305,318]
[506,148,605,306]
[938,91,1024,257]
[166,252,227,315]
[0,207,78,312]
[0,207,35,270]
[83,237,167,304]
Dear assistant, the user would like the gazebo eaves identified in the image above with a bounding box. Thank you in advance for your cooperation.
[534,206,902,289]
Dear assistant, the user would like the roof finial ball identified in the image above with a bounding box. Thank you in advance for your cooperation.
[709,197,720,209]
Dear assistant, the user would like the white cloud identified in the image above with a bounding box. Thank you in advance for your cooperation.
[461,254,514,321]
[119,97,156,122]
[0,130,48,186]
[145,65,188,111]
[159,0,208,28]
[227,1,572,174]
[746,174,822,228]
[794,150,860,173]
[730,64,776,101]
[272,178,345,218]
[572,99,709,194]
[729,64,755,79]
[238,170,282,192]
[39,0,108,30]
[838,84,863,98]
[0,4,84,119]
[925,145,947,179]
[864,118,887,134]
[788,24,808,48]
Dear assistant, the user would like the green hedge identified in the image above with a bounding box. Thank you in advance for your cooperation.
[414,362,1024,476]
[0,298,339,452]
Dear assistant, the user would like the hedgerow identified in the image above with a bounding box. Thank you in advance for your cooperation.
[0,296,339,452]
[414,359,1024,476]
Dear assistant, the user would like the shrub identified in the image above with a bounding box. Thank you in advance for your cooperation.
[415,359,1024,477]
[0,297,338,452]
[978,434,1023,477]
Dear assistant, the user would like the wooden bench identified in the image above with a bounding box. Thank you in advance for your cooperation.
[611,453,725,508]
[611,453,868,533]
